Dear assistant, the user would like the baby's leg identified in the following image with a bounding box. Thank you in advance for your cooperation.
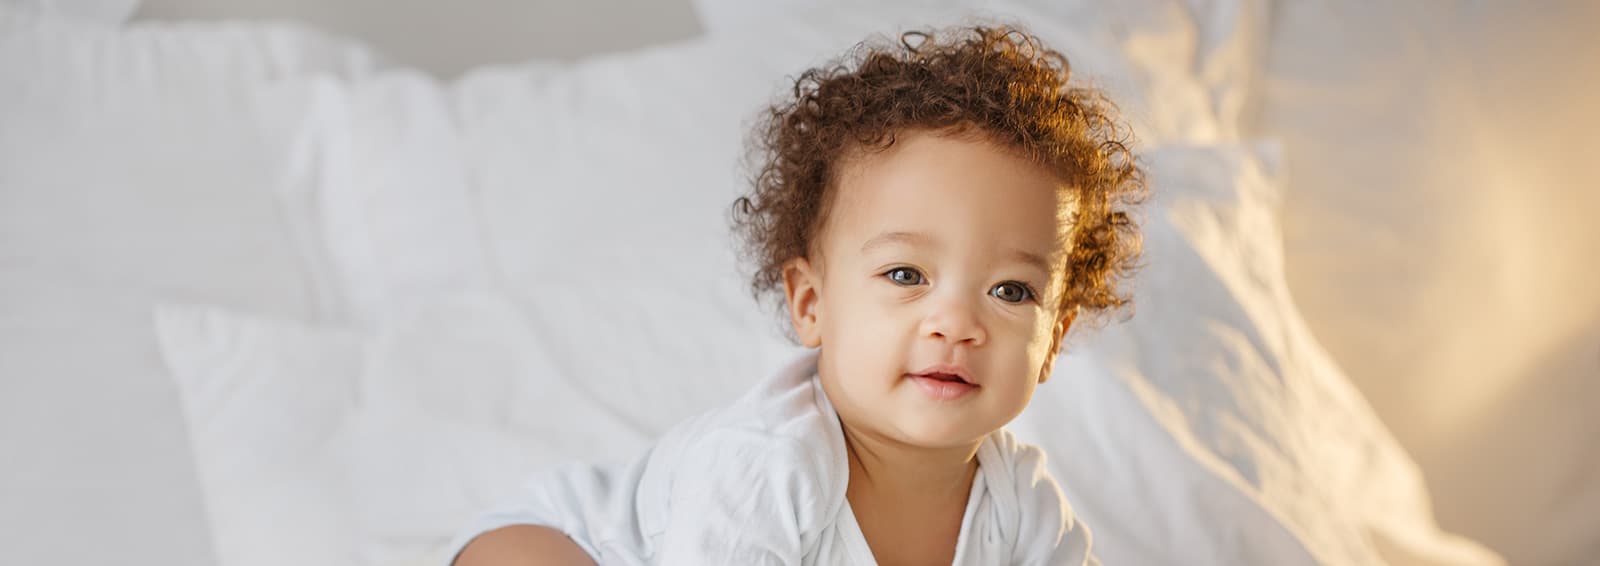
[452,525,598,566]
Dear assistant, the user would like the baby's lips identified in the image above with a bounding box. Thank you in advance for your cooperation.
[910,363,977,385]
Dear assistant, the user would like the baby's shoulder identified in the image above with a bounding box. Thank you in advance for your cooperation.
[982,429,1096,565]
[636,356,846,533]
[669,371,841,484]
[983,428,1053,484]
[670,354,839,467]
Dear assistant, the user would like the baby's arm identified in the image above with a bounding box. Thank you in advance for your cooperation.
[452,525,596,566]
[655,430,824,566]
[442,462,617,566]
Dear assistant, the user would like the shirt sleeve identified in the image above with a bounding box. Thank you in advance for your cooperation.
[655,428,826,566]
[439,462,613,565]
[1011,443,1100,566]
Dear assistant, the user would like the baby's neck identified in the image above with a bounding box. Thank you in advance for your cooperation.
[841,422,980,565]
[840,421,980,505]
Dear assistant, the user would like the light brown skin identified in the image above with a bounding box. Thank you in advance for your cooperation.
[452,525,595,566]
[455,132,1074,565]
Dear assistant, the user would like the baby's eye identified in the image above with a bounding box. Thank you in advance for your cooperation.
[884,267,925,286]
[990,282,1034,304]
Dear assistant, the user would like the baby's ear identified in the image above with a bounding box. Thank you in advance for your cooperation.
[1037,307,1077,384]
[782,257,823,348]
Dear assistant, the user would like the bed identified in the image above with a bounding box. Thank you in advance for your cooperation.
[3,1,1593,564]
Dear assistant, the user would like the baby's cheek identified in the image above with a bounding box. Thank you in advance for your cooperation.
[823,316,885,368]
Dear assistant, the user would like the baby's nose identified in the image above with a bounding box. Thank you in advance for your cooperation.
[921,296,987,347]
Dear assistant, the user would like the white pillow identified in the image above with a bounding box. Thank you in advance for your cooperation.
[278,70,494,326]
[348,293,676,564]
[156,304,366,566]
[156,293,695,566]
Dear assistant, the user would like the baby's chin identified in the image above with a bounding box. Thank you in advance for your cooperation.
[873,411,997,451]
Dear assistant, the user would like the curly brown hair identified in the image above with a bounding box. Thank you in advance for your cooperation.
[731,23,1146,328]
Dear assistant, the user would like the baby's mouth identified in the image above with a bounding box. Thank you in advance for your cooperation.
[910,362,975,383]
[910,365,978,386]
[908,369,980,400]
[917,372,972,385]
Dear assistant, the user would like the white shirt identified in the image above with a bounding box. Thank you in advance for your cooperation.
[444,352,1098,565]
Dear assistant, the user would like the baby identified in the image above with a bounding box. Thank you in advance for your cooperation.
[449,23,1143,566]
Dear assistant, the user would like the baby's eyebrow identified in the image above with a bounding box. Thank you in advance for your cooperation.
[861,230,1052,274]
[1009,249,1052,276]
[859,231,934,254]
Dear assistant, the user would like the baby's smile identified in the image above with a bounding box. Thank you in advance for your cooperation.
[907,363,980,400]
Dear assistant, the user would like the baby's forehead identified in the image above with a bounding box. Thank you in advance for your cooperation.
[805,130,1076,264]
[828,130,1071,201]
[826,145,1073,225]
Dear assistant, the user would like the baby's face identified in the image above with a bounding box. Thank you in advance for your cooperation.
[784,129,1074,450]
